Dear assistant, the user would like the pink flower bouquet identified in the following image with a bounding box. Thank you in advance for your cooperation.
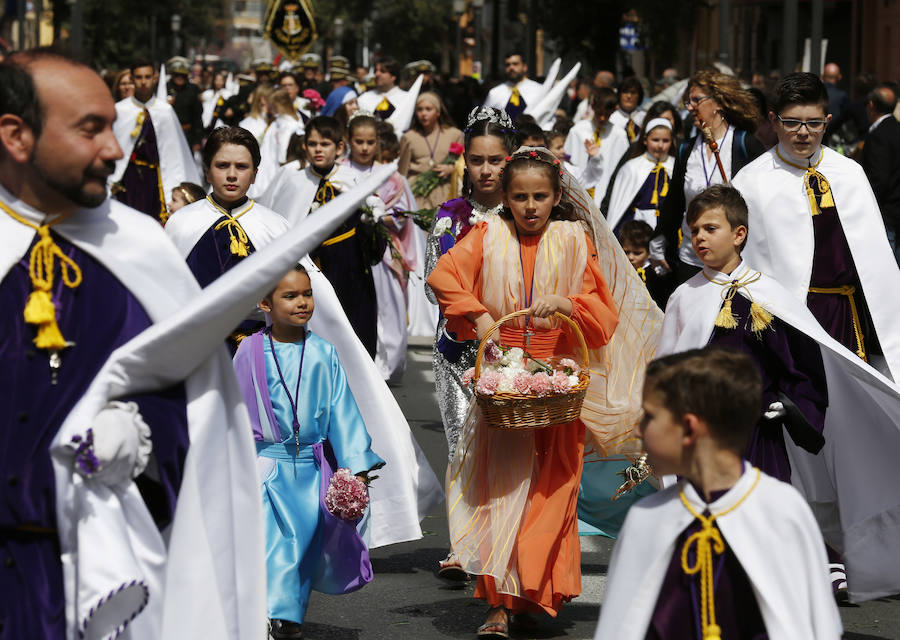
[468,343,583,398]
[325,468,369,521]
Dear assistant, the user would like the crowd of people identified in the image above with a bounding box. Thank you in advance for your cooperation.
[2,40,900,640]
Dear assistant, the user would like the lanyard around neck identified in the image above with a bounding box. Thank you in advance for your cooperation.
[267,329,307,455]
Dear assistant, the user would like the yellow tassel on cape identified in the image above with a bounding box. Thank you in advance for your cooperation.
[818,174,835,209]
[703,624,722,640]
[34,320,67,350]
[229,236,250,257]
[23,289,56,324]
[714,298,738,329]
[749,302,774,333]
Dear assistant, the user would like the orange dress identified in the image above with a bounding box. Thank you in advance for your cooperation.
[427,219,618,615]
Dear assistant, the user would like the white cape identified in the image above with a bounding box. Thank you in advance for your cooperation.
[258,161,361,226]
[111,96,201,196]
[0,183,263,640]
[660,262,900,601]
[564,119,630,205]
[733,144,900,380]
[252,114,304,198]
[525,63,582,130]
[595,463,842,640]
[483,77,545,111]
[605,153,674,230]
[358,86,409,128]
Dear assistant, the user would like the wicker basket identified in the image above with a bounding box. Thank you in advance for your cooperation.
[473,310,591,430]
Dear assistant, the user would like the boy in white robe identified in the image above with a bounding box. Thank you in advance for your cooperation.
[658,184,900,602]
[732,72,900,381]
[594,348,842,640]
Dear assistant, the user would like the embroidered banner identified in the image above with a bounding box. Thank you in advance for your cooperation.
[264,0,317,62]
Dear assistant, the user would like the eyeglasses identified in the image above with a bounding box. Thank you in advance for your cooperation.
[776,115,828,133]
[683,95,712,108]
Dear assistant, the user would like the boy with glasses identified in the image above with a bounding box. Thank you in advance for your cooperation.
[734,72,900,384]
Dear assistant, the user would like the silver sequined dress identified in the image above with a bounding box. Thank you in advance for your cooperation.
[426,198,503,460]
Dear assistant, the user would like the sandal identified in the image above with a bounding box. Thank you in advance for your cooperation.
[438,552,469,581]
[476,607,509,639]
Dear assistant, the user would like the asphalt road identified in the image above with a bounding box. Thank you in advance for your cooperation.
[302,344,900,640]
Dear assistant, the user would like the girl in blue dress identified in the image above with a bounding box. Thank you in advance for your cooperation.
[233,264,384,640]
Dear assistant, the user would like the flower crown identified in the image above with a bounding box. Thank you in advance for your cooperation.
[465,106,515,133]
[499,147,565,178]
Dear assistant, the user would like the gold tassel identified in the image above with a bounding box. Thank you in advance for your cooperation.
[229,235,250,257]
[34,321,67,350]
[704,624,722,640]
[749,302,774,333]
[714,298,738,329]
[818,174,835,209]
[509,87,521,107]
[23,289,56,324]
[805,180,820,216]
[130,110,146,139]
[660,171,669,198]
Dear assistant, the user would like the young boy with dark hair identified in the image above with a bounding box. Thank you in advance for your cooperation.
[617,220,675,309]
[609,76,646,143]
[594,347,842,639]
[564,86,630,201]
[259,115,385,357]
[658,183,900,603]
[732,72,900,382]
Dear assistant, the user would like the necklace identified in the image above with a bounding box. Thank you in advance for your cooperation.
[423,127,442,168]
[466,197,504,224]
[515,227,536,347]
[699,126,731,187]
[267,329,308,456]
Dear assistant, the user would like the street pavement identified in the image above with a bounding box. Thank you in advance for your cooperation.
[302,344,900,640]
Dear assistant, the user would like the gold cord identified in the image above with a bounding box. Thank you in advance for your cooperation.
[775,147,834,215]
[808,284,867,360]
[207,196,254,257]
[702,270,773,333]
[0,200,82,350]
[679,468,762,640]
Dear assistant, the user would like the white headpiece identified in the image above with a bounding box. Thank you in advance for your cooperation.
[643,117,673,133]
[465,106,514,132]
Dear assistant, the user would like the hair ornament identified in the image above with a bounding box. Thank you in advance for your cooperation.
[500,146,565,178]
[348,109,375,124]
[465,106,514,131]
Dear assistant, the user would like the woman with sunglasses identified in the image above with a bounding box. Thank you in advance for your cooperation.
[652,70,765,283]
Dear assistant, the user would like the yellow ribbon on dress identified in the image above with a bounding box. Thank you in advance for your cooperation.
[702,269,773,333]
[509,87,521,107]
[314,180,336,206]
[649,162,669,208]
[776,147,834,216]
[636,266,647,283]
[207,196,253,257]
[809,284,867,360]
[0,200,82,351]
[375,96,391,112]
[679,469,761,640]
[592,128,603,147]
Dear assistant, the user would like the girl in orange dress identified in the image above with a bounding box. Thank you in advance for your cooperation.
[428,148,640,637]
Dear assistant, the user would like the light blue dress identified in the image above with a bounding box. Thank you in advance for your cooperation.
[236,330,384,624]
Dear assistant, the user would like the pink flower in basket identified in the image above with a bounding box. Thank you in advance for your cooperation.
[303,89,326,110]
[551,370,571,393]
[530,371,552,396]
[325,468,369,521]
[559,358,580,374]
[462,367,476,386]
[476,370,502,395]
[513,371,532,394]
[449,142,465,156]
[484,340,502,364]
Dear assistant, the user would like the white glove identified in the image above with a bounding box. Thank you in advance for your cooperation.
[73,401,153,486]
[365,194,387,221]
[764,401,786,420]
[649,236,667,262]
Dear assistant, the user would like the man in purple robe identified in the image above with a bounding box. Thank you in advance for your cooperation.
[0,50,190,638]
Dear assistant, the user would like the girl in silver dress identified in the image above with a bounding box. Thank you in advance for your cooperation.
[424,106,518,579]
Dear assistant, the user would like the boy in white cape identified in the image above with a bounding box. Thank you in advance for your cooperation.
[650,185,900,604]
[594,348,841,640]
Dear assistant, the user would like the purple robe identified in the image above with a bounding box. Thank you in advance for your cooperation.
[310,209,384,359]
[708,294,827,482]
[806,173,881,359]
[646,488,768,640]
[0,233,189,638]
[612,169,662,236]
[114,113,167,223]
